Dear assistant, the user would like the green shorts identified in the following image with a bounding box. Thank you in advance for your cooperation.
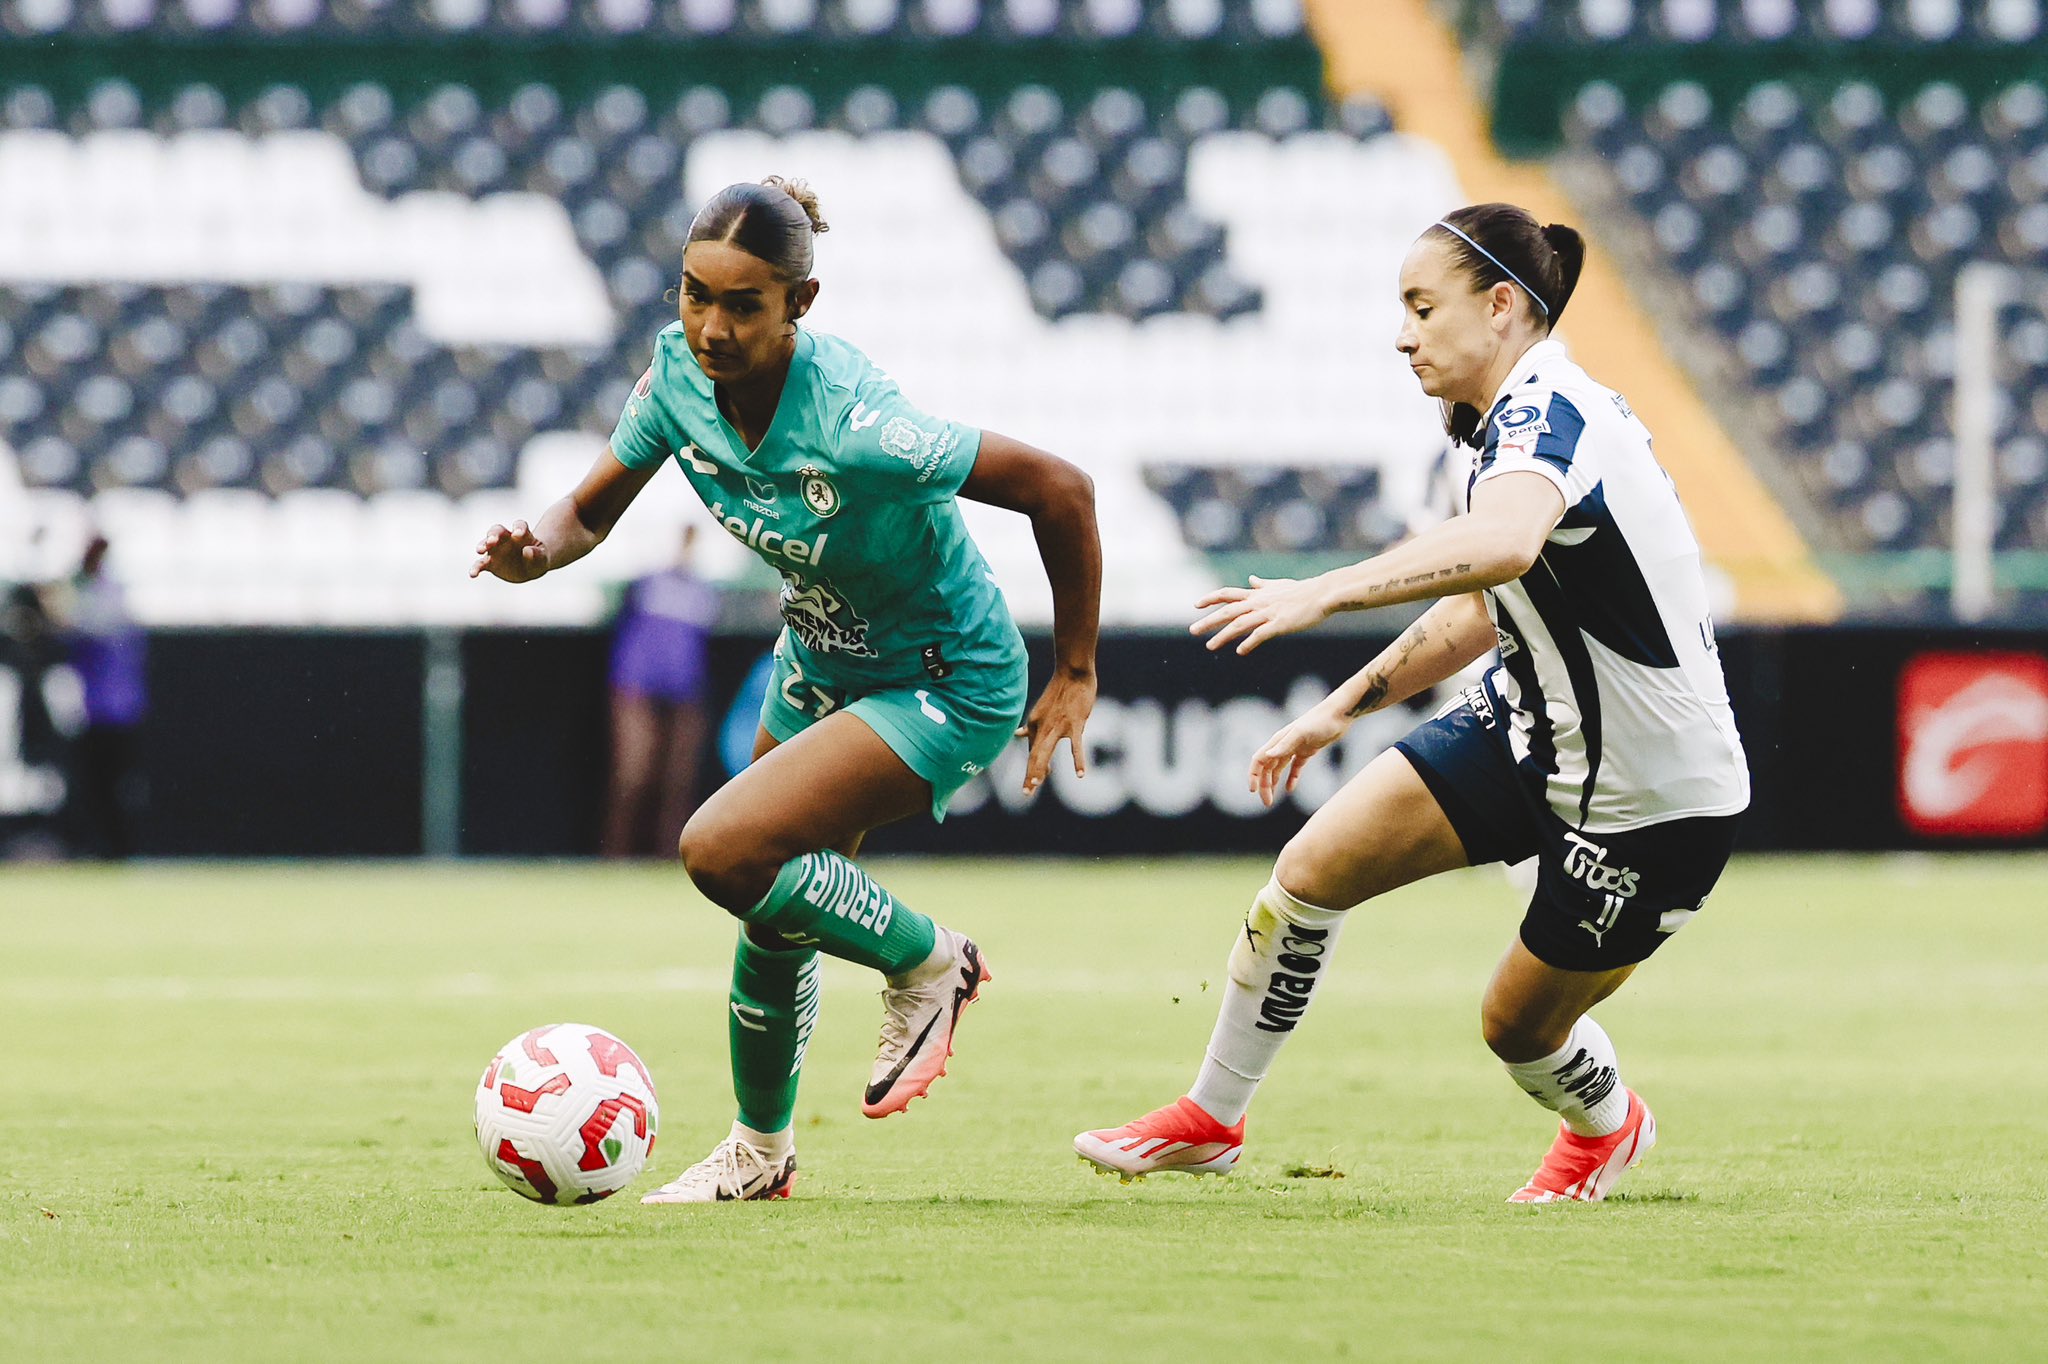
[760,641,1029,821]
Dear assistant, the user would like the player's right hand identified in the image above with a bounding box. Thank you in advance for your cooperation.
[1248,699,1353,807]
[470,520,550,583]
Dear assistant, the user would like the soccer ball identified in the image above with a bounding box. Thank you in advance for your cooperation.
[474,1023,660,1205]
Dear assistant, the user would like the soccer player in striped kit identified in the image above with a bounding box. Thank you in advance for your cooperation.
[1078,203,1748,1203]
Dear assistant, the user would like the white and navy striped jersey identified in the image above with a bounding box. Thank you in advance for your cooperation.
[1459,338,1750,832]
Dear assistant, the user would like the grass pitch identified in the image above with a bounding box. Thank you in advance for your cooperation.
[3,855,2044,1363]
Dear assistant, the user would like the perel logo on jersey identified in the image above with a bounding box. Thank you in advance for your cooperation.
[1896,652,2048,837]
[707,499,828,565]
[1495,404,1550,462]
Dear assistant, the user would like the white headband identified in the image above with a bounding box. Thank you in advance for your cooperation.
[1433,220,1550,317]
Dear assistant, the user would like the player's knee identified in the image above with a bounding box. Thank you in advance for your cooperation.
[677,816,778,914]
[1480,999,1568,1063]
[1273,840,1361,912]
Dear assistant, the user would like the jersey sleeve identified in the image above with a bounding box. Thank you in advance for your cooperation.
[833,370,981,502]
[1472,392,1595,506]
[608,345,689,472]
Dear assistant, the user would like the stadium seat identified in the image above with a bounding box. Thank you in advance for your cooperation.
[1563,75,2048,556]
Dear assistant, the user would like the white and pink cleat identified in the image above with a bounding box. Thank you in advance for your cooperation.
[1507,1089,1657,1203]
[1074,1097,1246,1180]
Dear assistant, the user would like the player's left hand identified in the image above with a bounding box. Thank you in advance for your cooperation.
[1017,668,1095,796]
[1192,575,1333,654]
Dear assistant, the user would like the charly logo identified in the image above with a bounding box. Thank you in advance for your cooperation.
[798,464,840,518]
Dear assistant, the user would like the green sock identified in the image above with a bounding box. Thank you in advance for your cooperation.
[744,850,939,976]
[728,930,822,1135]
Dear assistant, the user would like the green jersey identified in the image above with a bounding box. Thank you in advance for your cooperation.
[610,325,1023,691]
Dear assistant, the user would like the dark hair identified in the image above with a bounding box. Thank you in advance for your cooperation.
[1425,203,1586,447]
[686,175,829,287]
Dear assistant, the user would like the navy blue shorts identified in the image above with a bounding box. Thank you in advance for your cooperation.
[1393,686,1740,972]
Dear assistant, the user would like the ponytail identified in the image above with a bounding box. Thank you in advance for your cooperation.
[1538,222,1585,322]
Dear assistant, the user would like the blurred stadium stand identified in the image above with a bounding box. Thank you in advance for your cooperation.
[0,1,1470,626]
[1,0,2044,619]
[1451,0,2048,611]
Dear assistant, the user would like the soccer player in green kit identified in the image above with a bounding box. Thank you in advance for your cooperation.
[470,177,1101,1201]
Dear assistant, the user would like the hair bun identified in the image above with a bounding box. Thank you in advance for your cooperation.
[763,175,829,234]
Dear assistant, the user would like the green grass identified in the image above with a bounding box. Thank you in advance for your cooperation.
[3,856,2045,1362]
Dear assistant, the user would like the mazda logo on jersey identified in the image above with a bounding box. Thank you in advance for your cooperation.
[1896,652,2048,837]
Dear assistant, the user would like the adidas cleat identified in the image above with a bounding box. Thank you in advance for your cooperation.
[863,928,990,1118]
[640,1136,796,1204]
[1074,1097,1245,1180]
[1508,1089,1656,1204]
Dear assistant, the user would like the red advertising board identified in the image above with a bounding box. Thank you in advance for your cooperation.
[1897,652,2048,837]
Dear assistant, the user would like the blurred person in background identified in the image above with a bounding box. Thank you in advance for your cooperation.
[0,581,76,859]
[603,523,720,858]
[52,534,148,860]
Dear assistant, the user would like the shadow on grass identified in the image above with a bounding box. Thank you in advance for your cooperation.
[1604,1189,1699,1205]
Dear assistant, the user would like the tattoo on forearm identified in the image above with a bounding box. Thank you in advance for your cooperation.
[1346,616,1431,717]
[1352,562,1475,601]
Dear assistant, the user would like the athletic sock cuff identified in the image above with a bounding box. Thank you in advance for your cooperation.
[746,856,813,929]
[1263,878,1346,928]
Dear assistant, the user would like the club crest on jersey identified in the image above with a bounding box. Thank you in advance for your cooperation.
[875,417,966,484]
[879,417,927,457]
[798,465,840,518]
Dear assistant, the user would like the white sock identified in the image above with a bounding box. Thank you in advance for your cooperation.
[1187,879,1348,1126]
[731,1118,793,1159]
[1502,1015,1630,1137]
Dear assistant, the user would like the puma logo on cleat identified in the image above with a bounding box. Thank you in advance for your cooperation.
[1254,924,1330,1033]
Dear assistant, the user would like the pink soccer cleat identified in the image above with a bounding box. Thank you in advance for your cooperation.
[1508,1089,1657,1203]
[1074,1097,1246,1180]
[863,929,990,1118]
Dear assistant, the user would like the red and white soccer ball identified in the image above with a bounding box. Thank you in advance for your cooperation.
[474,1023,660,1205]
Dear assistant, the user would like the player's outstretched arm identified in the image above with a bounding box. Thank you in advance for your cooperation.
[1192,471,1563,654]
[470,446,659,583]
[960,430,1101,796]
[1246,593,1496,806]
